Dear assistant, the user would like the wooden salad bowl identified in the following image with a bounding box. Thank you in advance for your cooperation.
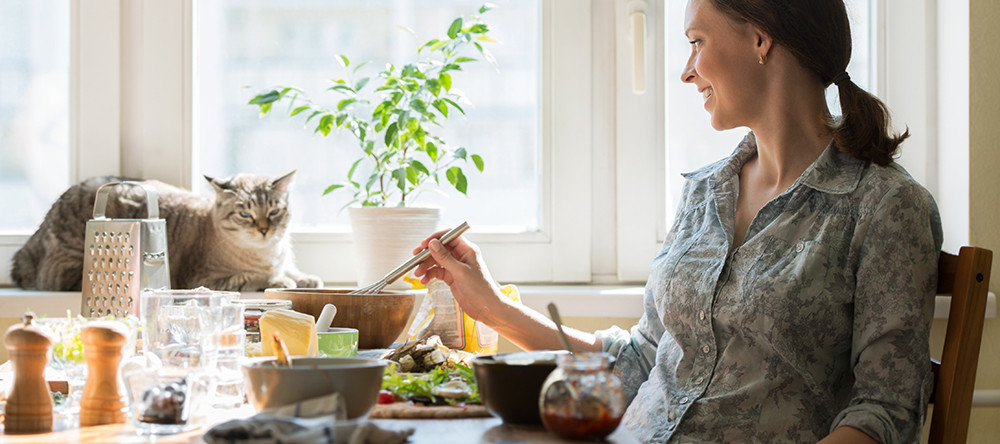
[263,288,415,349]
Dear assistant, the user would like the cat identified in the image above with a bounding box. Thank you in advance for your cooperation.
[10,171,323,292]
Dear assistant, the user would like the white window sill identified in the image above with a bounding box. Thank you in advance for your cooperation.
[0,286,994,320]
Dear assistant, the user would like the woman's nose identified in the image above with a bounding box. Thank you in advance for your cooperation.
[681,58,696,83]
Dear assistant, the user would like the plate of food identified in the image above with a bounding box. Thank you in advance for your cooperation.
[370,335,490,418]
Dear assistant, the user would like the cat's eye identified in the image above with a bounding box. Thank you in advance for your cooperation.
[269,209,280,216]
[239,211,252,218]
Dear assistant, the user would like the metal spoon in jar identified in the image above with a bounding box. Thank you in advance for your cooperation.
[547,302,575,354]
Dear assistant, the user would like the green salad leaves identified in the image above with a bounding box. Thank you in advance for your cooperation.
[381,361,480,406]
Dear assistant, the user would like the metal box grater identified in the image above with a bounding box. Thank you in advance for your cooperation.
[81,181,171,318]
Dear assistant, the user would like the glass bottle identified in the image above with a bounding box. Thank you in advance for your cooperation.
[538,352,626,440]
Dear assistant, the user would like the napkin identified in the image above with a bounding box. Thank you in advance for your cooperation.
[203,393,413,444]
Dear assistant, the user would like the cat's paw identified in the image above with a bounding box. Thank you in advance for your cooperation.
[265,276,297,290]
[295,275,324,288]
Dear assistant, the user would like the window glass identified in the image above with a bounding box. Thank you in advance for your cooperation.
[0,0,70,231]
[195,0,540,232]
[663,0,871,226]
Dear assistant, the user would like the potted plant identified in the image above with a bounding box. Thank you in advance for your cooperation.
[248,5,495,289]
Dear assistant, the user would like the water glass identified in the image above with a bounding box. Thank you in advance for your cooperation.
[212,302,246,408]
[122,366,213,435]
[140,288,226,370]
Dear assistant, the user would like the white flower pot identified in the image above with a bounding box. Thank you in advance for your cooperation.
[348,207,441,290]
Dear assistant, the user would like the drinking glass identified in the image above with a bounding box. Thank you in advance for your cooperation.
[212,302,246,408]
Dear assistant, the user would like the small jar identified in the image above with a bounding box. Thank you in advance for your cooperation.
[538,352,625,441]
[234,299,291,343]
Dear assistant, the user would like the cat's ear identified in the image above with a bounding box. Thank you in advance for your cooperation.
[270,170,296,194]
[204,175,231,194]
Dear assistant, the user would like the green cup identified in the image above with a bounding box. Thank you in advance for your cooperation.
[317,328,359,357]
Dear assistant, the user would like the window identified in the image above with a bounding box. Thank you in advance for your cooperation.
[194,0,541,232]
[0,0,70,231]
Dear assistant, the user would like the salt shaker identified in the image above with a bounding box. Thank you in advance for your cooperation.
[3,312,54,434]
[79,322,128,426]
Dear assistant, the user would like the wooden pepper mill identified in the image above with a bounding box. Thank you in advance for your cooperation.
[3,312,54,434]
[79,322,128,426]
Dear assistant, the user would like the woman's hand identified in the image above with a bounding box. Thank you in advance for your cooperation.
[412,231,508,323]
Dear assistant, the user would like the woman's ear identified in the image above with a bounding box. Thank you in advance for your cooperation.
[752,26,773,60]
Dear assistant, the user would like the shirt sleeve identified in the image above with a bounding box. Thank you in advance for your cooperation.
[830,182,943,444]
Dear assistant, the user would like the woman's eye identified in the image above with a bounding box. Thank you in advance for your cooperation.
[269,209,280,216]
[239,211,252,218]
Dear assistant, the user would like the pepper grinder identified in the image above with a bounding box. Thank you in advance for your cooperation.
[79,321,128,426]
[3,312,54,434]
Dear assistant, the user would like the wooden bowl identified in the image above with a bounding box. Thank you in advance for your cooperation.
[263,288,415,349]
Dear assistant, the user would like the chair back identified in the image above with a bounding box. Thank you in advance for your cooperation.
[928,246,992,444]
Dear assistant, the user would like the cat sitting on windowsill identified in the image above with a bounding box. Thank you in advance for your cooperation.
[10,171,323,292]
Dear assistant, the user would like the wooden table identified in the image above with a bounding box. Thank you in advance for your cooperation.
[0,405,639,443]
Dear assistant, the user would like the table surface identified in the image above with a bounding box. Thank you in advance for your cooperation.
[0,404,640,443]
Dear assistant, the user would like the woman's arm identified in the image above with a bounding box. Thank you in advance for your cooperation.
[819,426,879,444]
[413,234,602,353]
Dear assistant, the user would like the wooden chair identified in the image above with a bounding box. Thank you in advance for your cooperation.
[927,246,992,444]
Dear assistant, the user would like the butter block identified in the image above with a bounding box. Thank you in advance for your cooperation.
[259,308,318,357]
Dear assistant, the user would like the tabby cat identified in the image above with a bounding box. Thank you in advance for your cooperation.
[10,171,323,292]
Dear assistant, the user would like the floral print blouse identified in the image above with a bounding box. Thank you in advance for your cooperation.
[597,133,943,443]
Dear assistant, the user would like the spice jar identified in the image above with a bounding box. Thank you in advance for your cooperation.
[235,299,291,343]
[538,352,625,440]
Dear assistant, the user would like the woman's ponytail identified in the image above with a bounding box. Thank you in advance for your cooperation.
[831,79,909,166]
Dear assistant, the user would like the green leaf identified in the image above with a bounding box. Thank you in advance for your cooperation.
[406,166,419,185]
[442,98,465,115]
[410,99,427,114]
[392,167,407,191]
[406,117,419,132]
[432,100,449,117]
[439,73,452,92]
[316,114,334,136]
[305,110,323,124]
[454,56,478,63]
[290,105,310,117]
[347,158,364,180]
[419,39,441,53]
[447,18,463,39]
[453,147,468,160]
[446,167,468,195]
[354,77,370,91]
[249,90,281,105]
[472,154,485,172]
[335,113,348,127]
[411,160,430,176]
[337,98,357,111]
[364,140,375,155]
[337,54,350,67]
[468,24,489,34]
[322,184,345,196]
[426,142,439,162]
[385,121,399,146]
[258,102,273,116]
[480,4,494,14]
[427,79,441,97]
[428,39,449,53]
[328,84,355,94]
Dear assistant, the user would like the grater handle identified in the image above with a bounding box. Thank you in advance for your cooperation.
[92,181,160,220]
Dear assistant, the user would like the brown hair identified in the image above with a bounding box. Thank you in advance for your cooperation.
[710,0,908,166]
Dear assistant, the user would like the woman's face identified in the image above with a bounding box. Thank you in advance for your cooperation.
[681,0,763,131]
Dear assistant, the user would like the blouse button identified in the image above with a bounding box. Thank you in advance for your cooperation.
[695,376,705,385]
[680,396,690,404]
[702,345,711,354]
[795,241,805,253]
[699,310,706,320]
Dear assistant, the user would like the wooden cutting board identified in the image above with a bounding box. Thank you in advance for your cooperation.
[370,402,491,419]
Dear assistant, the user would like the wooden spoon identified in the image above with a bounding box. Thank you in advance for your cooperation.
[273,331,292,366]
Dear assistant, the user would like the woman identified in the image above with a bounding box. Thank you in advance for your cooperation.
[413,0,942,442]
